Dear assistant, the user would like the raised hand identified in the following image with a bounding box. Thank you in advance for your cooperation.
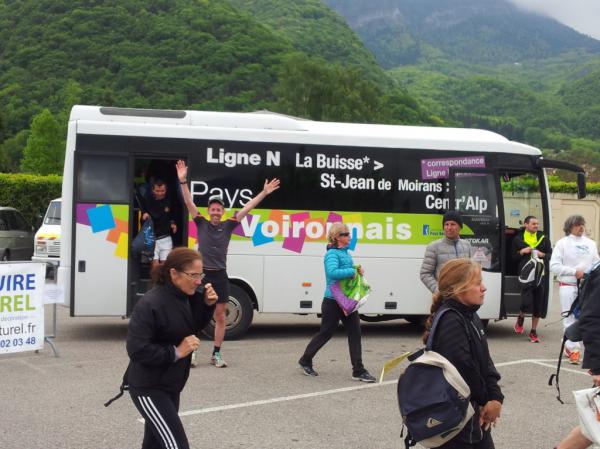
[263,178,281,195]
[176,160,188,183]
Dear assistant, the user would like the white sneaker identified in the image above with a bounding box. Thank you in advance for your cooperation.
[210,352,228,368]
[190,350,197,368]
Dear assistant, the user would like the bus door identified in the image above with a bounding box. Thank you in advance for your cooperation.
[449,169,503,319]
[498,171,549,318]
[129,156,186,315]
[72,154,130,316]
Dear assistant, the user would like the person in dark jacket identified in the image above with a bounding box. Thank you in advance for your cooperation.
[555,261,600,449]
[141,179,178,271]
[298,222,376,382]
[511,215,552,343]
[126,247,218,449]
[422,258,504,449]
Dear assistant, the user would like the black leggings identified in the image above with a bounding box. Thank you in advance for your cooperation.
[300,298,365,375]
[130,388,189,449]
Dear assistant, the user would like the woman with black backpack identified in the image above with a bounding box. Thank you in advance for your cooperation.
[422,258,504,449]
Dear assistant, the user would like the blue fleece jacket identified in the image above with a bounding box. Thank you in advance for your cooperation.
[323,245,356,299]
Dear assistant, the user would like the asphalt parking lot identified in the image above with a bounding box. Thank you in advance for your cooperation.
[0,285,593,449]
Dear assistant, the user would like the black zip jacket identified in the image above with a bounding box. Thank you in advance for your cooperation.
[142,195,174,238]
[577,266,600,375]
[126,282,215,394]
[432,299,504,443]
[511,229,552,273]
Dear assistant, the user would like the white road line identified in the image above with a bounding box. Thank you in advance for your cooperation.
[495,358,559,367]
[135,358,590,423]
[138,380,397,423]
[529,360,590,376]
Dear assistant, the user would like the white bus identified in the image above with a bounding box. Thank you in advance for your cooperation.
[57,106,586,338]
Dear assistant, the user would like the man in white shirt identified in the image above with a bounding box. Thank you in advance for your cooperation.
[550,215,600,364]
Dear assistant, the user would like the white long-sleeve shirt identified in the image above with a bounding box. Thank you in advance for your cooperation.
[550,234,600,284]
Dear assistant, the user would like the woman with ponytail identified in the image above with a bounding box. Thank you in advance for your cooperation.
[126,247,218,449]
[423,258,504,449]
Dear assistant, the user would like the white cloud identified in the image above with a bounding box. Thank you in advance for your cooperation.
[509,0,600,40]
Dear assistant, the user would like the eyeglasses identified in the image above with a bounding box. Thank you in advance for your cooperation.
[181,271,205,281]
[338,232,350,237]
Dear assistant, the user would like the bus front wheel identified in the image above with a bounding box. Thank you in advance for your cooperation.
[202,284,254,340]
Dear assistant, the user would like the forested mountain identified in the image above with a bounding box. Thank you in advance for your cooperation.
[227,0,385,82]
[324,0,600,67]
[0,0,290,137]
[1,0,599,180]
[322,0,600,178]
[0,0,432,173]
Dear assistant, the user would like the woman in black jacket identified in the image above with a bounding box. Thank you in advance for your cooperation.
[127,247,217,449]
[422,258,504,449]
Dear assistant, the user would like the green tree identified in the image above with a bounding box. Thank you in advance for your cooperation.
[20,109,64,175]
[0,129,30,172]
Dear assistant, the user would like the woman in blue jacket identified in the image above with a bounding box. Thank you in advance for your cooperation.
[298,222,375,382]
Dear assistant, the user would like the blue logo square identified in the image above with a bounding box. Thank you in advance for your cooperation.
[87,205,116,233]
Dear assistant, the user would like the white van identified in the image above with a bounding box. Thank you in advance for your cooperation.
[32,198,61,267]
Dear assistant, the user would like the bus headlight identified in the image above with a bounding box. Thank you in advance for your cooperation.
[35,242,47,255]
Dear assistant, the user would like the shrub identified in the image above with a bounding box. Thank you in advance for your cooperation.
[0,173,62,225]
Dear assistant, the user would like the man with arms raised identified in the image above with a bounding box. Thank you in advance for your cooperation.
[176,160,280,367]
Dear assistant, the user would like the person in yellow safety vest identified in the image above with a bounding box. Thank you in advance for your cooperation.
[511,215,552,343]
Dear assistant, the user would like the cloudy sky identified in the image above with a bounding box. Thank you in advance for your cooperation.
[509,0,600,40]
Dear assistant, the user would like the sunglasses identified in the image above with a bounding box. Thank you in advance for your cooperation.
[181,271,206,281]
[338,232,350,237]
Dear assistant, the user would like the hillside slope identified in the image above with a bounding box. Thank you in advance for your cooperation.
[227,0,385,81]
[0,0,292,135]
[324,0,600,67]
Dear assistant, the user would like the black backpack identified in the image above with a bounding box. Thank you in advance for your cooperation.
[397,308,475,448]
[549,261,600,403]
[518,255,544,288]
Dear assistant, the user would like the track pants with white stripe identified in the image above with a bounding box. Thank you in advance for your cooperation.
[130,388,189,449]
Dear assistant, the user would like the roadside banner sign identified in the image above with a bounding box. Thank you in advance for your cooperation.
[0,263,45,353]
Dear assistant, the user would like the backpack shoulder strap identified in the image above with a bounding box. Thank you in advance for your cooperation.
[548,334,568,404]
[426,306,470,350]
[104,365,130,407]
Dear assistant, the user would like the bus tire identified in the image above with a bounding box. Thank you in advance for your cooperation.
[405,315,426,326]
[1,251,9,261]
[202,284,254,340]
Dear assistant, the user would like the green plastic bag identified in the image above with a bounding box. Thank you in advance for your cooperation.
[331,266,371,315]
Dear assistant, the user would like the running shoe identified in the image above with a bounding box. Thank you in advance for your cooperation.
[352,371,376,383]
[514,315,524,334]
[528,330,540,343]
[190,350,197,368]
[210,351,228,368]
[299,362,318,377]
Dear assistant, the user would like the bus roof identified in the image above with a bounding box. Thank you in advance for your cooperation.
[70,106,541,155]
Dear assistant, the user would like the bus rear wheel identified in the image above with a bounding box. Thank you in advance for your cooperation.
[202,284,254,340]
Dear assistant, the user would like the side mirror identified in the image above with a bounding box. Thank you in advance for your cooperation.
[577,172,587,199]
[34,215,43,231]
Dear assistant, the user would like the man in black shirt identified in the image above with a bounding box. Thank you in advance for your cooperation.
[142,180,177,271]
